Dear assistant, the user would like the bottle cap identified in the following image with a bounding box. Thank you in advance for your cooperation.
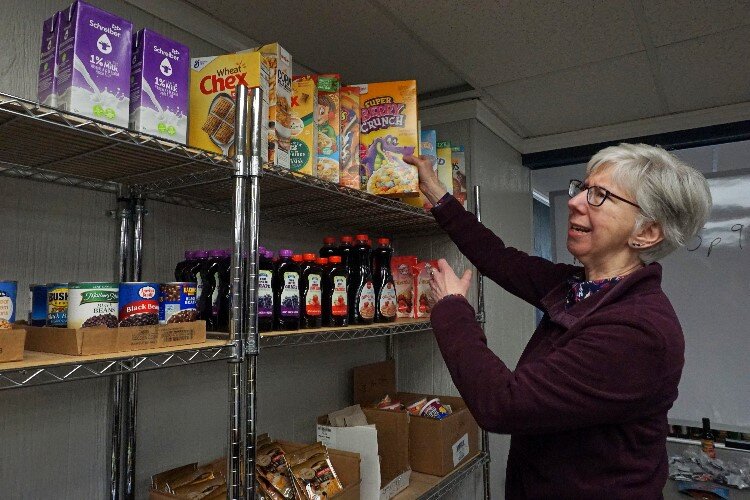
[377,237,390,246]
[355,234,368,242]
[340,235,353,243]
[329,256,342,263]
[303,253,316,261]
[317,257,328,265]
[292,254,303,262]
[279,249,293,258]
[209,249,225,258]
[323,236,335,244]
[195,250,209,259]
[264,250,274,259]
[258,246,266,255]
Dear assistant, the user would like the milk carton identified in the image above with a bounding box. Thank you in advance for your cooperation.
[339,86,361,189]
[130,29,189,143]
[38,12,61,107]
[316,74,341,183]
[188,52,269,160]
[56,1,133,127]
[436,141,453,196]
[451,145,467,207]
[291,75,318,176]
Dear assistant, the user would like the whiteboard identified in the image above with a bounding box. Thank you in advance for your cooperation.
[550,170,750,431]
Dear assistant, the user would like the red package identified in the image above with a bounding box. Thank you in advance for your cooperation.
[391,256,418,318]
[413,260,438,318]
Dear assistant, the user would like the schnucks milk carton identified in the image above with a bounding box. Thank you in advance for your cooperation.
[290,75,318,176]
[451,145,468,207]
[189,52,269,160]
[436,140,453,196]
[316,74,341,183]
[129,29,189,143]
[56,1,133,127]
[339,86,361,189]
[38,12,61,107]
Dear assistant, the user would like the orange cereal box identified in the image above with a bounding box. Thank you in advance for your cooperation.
[316,74,341,183]
[339,86,361,189]
[291,75,318,176]
[357,80,419,197]
[189,52,269,160]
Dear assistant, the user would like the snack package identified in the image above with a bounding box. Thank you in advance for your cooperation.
[291,75,318,176]
[436,141,453,195]
[189,52,269,158]
[451,145,468,207]
[288,443,343,500]
[339,85,361,189]
[377,394,404,411]
[392,255,418,318]
[414,260,438,318]
[358,80,419,196]
[316,74,341,183]
[406,398,427,416]
[419,398,452,420]
[256,441,295,499]
[244,43,292,168]
[405,128,437,209]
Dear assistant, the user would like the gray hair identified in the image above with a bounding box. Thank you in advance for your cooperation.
[587,143,712,263]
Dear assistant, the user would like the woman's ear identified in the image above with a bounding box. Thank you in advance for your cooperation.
[630,221,664,249]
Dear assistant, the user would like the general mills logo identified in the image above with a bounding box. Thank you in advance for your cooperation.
[160,57,173,77]
[139,286,156,299]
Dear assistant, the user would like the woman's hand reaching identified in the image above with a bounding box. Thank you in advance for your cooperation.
[403,155,448,205]
[429,258,472,304]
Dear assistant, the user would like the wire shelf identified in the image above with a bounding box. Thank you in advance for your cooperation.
[417,453,490,500]
[0,92,441,235]
[260,319,432,348]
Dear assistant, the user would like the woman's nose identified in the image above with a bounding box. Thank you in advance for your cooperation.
[568,190,588,212]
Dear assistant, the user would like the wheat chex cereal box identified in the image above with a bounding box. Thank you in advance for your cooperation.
[188,51,269,161]
[357,80,419,197]
[290,75,318,176]
[339,86,361,189]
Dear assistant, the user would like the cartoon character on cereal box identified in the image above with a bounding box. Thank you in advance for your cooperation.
[316,95,338,155]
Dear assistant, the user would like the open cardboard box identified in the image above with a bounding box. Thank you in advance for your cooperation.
[353,360,479,477]
[0,327,26,363]
[24,321,207,356]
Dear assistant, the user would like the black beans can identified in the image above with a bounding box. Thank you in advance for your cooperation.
[159,282,198,324]
[118,282,159,327]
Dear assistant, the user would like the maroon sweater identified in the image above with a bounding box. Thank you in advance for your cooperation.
[430,196,684,499]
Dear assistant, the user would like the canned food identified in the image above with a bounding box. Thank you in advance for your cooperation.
[29,284,48,326]
[68,282,119,329]
[0,280,18,328]
[47,283,69,327]
[118,282,159,327]
[159,282,198,324]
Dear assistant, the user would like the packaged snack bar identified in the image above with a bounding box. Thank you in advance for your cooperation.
[414,260,438,318]
[358,80,419,196]
[316,74,341,183]
[339,86,361,189]
[451,145,468,207]
[391,255,418,318]
[189,52,269,158]
[291,75,318,176]
[256,440,295,499]
[288,443,343,500]
[436,141,453,195]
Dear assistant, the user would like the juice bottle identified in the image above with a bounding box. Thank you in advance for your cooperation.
[350,234,375,325]
[175,250,195,281]
[184,250,210,323]
[326,256,349,327]
[374,238,397,323]
[203,249,226,330]
[318,257,331,326]
[258,249,275,332]
[320,237,337,259]
[273,249,300,331]
[300,253,323,329]
[338,235,354,273]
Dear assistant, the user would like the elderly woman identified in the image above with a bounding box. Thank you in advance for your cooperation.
[404,143,712,499]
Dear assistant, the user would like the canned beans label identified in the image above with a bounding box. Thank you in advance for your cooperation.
[68,286,118,329]
[159,283,198,324]
[119,283,159,327]
[47,286,69,327]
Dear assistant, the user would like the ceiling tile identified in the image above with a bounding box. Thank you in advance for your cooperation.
[639,0,750,47]
[377,0,644,86]
[184,0,465,93]
[656,25,750,113]
[485,52,662,136]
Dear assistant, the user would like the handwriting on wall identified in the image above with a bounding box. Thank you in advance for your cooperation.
[687,224,744,257]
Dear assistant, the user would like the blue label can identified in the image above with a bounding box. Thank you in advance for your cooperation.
[118,282,160,327]
[159,282,198,324]
[0,280,18,327]
[47,283,69,327]
[29,284,48,326]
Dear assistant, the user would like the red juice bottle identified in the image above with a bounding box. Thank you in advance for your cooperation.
[350,234,375,325]
[374,238,397,323]
[320,236,337,259]
[326,255,349,327]
[300,253,323,329]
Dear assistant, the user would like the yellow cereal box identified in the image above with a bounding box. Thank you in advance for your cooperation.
[291,75,318,176]
[189,52,269,161]
[451,145,468,207]
[316,74,341,183]
[339,86,361,189]
[244,43,292,169]
[436,140,453,196]
[357,80,419,197]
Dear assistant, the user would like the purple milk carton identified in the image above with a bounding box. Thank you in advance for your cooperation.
[130,29,189,143]
[38,12,61,107]
[56,1,133,127]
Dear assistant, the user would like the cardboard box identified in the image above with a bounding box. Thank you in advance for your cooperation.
[0,328,26,363]
[291,74,318,176]
[316,74,341,183]
[24,320,206,356]
[339,85,361,189]
[280,441,361,500]
[353,360,479,477]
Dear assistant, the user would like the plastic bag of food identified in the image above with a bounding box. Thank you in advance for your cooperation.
[256,441,296,499]
[287,443,343,500]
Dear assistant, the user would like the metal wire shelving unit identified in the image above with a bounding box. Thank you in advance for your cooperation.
[0,90,488,499]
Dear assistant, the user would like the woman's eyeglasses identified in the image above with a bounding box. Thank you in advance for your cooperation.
[568,179,640,209]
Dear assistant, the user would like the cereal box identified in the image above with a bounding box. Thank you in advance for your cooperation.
[436,140,453,195]
[391,256,417,318]
[316,74,341,183]
[189,52,269,160]
[245,43,292,169]
[414,260,438,318]
[339,86,361,189]
[291,75,318,176]
[358,80,419,197]
[451,145,468,207]
[405,128,438,209]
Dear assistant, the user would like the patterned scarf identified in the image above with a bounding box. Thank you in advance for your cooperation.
[565,273,624,309]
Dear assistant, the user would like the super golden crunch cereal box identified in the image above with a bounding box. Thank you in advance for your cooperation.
[189,52,269,161]
[357,80,419,197]
[291,75,318,176]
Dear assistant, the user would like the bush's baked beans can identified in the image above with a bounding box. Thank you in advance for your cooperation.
[118,282,159,327]
[159,282,197,324]
[46,283,69,327]
[68,282,119,329]
[0,280,18,328]
[29,284,48,326]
